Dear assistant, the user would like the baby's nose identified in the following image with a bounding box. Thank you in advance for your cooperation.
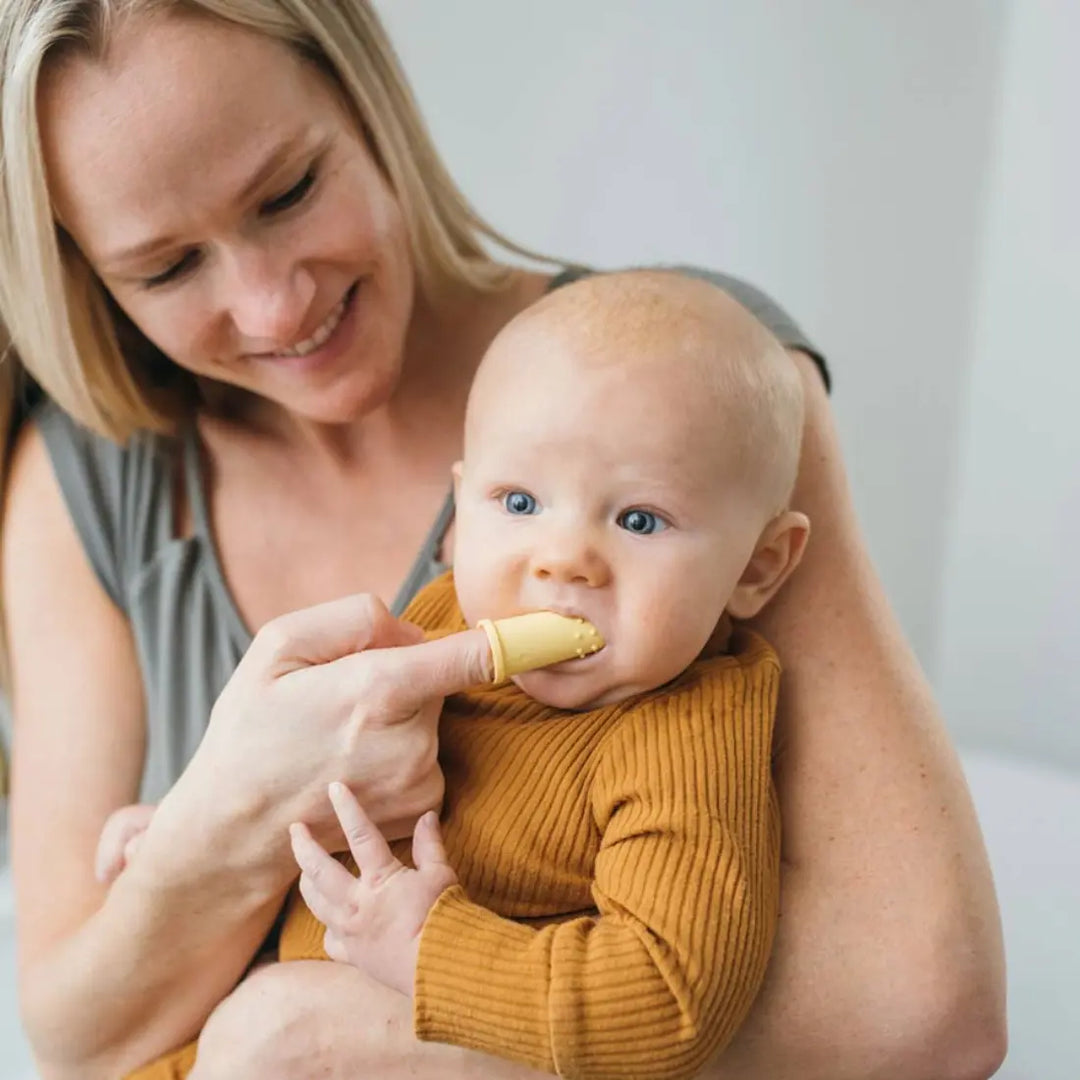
[530,540,611,588]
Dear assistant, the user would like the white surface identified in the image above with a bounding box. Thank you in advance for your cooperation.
[961,752,1080,1080]
[3,750,1078,1077]
[937,0,1080,768]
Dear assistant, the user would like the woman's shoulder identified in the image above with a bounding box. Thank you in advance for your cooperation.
[547,263,830,391]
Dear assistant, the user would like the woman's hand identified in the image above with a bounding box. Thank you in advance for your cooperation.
[145,593,495,881]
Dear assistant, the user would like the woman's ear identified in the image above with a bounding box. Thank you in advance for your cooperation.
[725,510,810,620]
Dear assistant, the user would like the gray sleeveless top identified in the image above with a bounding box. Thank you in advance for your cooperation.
[35,267,827,801]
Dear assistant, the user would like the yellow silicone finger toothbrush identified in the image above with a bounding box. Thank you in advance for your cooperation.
[477,612,605,685]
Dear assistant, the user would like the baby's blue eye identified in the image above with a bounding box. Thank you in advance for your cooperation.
[503,491,538,515]
[618,509,666,535]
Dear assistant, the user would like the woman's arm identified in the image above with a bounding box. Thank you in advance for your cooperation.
[4,424,290,1080]
[191,351,1006,1080]
[5,423,494,1080]
[711,350,1007,1079]
[191,961,554,1080]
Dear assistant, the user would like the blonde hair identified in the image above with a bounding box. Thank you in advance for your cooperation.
[0,0,549,459]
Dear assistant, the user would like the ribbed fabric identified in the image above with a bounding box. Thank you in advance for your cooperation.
[124,1038,198,1079]
[279,572,782,1080]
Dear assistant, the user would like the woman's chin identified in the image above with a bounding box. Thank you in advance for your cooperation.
[264,370,400,428]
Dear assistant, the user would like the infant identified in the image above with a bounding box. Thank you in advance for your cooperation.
[109,269,809,1080]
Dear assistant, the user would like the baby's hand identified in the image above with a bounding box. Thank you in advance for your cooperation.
[95,803,157,885]
[289,782,457,997]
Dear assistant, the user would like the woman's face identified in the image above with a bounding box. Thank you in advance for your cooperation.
[39,13,416,425]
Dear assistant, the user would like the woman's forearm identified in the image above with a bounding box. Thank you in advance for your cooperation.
[704,353,1007,1079]
[192,960,554,1080]
[23,789,291,1080]
[3,426,293,1079]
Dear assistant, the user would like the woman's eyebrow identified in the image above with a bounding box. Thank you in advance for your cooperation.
[99,133,314,268]
[231,132,311,206]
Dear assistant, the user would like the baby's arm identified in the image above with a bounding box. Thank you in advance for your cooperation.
[414,687,778,1079]
[94,803,157,886]
[291,654,779,1080]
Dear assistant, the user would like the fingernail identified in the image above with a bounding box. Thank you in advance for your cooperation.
[329,781,346,799]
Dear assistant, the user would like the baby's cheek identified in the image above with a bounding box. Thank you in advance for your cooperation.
[454,550,521,629]
[631,604,713,680]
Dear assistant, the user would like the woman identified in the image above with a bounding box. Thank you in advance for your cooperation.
[0,2,1005,1078]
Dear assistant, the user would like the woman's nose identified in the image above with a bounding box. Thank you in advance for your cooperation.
[530,533,611,588]
[220,245,316,348]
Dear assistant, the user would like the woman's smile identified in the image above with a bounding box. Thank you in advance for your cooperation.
[260,282,356,360]
[249,281,361,375]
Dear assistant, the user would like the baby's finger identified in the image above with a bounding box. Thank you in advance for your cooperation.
[94,809,150,884]
[94,842,125,886]
[328,782,401,886]
[297,870,346,931]
[123,832,145,866]
[411,810,452,873]
[289,822,358,907]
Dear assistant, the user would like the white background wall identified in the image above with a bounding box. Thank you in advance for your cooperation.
[375,2,1077,1078]
[938,1,1080,767]
[378,0,1005,685]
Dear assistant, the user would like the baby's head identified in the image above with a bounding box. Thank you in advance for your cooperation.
[453,270,809,709]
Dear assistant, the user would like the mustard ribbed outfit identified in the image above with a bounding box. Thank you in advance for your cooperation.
[127,572,782,1080]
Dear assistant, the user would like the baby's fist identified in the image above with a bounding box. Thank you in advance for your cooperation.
[95,803,157,885]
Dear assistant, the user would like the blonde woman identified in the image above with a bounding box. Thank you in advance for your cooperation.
[0,2,1005,1079]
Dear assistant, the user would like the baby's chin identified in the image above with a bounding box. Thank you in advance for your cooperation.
[511,666,647,712]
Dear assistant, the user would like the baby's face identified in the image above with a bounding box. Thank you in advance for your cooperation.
[452,330,767,710]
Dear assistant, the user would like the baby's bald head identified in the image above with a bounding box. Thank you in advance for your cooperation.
[467,270,804,517]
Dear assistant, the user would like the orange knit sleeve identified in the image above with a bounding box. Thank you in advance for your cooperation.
[414,649,782,1079]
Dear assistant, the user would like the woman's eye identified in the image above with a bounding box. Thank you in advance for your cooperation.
[260,168,316,216]
[617,508,667,535]
[143,250,201,289]
[502,491,538,515]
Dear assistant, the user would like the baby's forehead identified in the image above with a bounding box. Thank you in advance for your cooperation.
[489,305,734,421]
[473,342,735,474]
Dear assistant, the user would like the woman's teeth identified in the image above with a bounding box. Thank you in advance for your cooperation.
[276,293,348,357]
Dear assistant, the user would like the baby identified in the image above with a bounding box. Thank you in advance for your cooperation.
[106,270,809,1080]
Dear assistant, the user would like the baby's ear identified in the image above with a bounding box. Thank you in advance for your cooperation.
[725,510,810,620]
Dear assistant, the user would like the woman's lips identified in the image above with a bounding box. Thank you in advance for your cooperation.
[272,290,351,357]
